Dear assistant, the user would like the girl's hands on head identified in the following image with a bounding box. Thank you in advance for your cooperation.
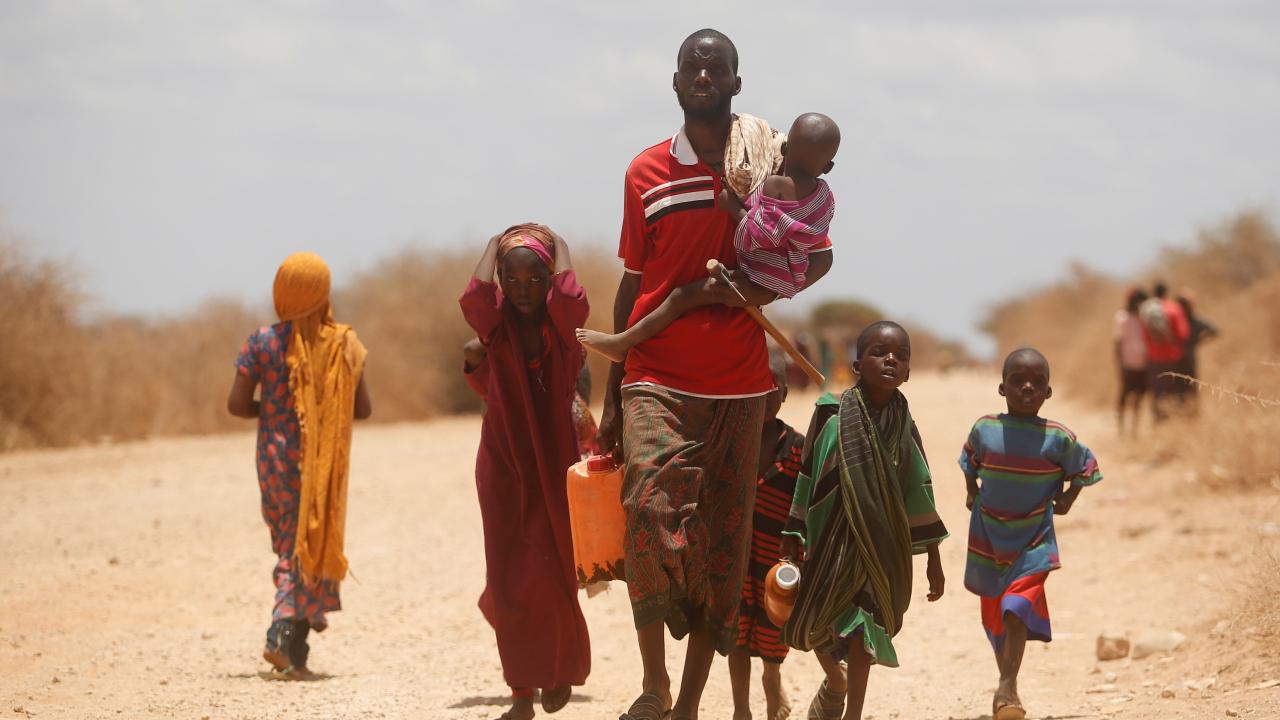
[541,225,566,248]
[543,225,573,274]
[473,232,505,281]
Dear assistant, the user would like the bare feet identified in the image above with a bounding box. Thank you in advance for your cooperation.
[576,328,628,363]
[761,664,791,720]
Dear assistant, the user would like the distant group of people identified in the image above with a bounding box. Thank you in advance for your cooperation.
[225,27,1108,720]
[1113,280,1218,431]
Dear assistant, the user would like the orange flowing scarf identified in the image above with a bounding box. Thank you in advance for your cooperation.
[273,252,368,586]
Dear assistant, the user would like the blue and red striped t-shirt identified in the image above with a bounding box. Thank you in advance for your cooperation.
[958,413,1103,597]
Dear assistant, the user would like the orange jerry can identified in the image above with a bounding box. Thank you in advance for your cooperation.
[566,454,627,586]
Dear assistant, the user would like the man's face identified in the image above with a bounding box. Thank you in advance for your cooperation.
[672,37,739,121]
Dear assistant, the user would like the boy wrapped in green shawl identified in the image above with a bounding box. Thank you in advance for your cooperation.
[782,349,949,674]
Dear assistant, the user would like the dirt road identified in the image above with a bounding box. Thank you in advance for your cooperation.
[2,371,1277,719]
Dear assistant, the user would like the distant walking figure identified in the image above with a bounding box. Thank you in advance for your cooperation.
[1138,281,1190,422]
[1113,287,1148,435]
[1173,290,1218,412]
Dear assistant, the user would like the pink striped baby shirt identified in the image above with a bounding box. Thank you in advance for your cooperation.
[733,179,834,298]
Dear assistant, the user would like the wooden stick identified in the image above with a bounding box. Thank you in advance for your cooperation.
[706,260,826,386]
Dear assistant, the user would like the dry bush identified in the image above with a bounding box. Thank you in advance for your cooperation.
[0,241,91,448]
[0,231,621,450]
[981,210,1280,487]
[1160,212,1280,294]
[1243,549,1280,643]
[83,301,263,440]
[338,249,479,420]
[908,328,973,371]
[1208,547,1280,686]
[980,262,1121,407]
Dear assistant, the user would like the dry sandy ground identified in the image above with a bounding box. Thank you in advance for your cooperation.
[2,371,1278,719]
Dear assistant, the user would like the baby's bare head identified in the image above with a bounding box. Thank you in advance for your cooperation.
[785,113,841,178]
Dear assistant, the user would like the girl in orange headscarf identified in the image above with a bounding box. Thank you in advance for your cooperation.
[460,224,592,719]
[227,251,372,680]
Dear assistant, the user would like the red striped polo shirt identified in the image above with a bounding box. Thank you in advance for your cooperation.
[618,126,830,398]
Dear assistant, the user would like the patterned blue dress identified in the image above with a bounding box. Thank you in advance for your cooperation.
[236,323,341,630]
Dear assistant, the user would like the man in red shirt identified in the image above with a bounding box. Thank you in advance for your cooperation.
[599,29,832,720]
[1141,281,1190,421]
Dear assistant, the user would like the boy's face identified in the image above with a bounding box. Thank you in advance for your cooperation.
[499,248,550,317]
[853,326,911,392]
[1000,356,1052,416]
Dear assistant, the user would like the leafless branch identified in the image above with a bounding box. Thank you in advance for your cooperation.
[1159,372,1280,409]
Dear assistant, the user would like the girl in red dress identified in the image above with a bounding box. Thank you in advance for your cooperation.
[459,224,592,720]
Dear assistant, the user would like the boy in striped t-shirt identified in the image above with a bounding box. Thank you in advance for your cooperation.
[958,348,1103,720]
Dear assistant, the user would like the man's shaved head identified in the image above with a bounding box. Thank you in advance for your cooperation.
[677,28,738,72]
[1002,347,1050,379]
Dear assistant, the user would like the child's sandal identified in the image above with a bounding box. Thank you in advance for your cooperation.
[262,647,290,672]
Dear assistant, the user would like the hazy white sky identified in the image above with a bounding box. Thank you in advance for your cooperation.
[3,1,1278,352]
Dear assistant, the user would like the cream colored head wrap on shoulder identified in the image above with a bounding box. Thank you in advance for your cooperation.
[273,252,368,586]
[724,113,787,198]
